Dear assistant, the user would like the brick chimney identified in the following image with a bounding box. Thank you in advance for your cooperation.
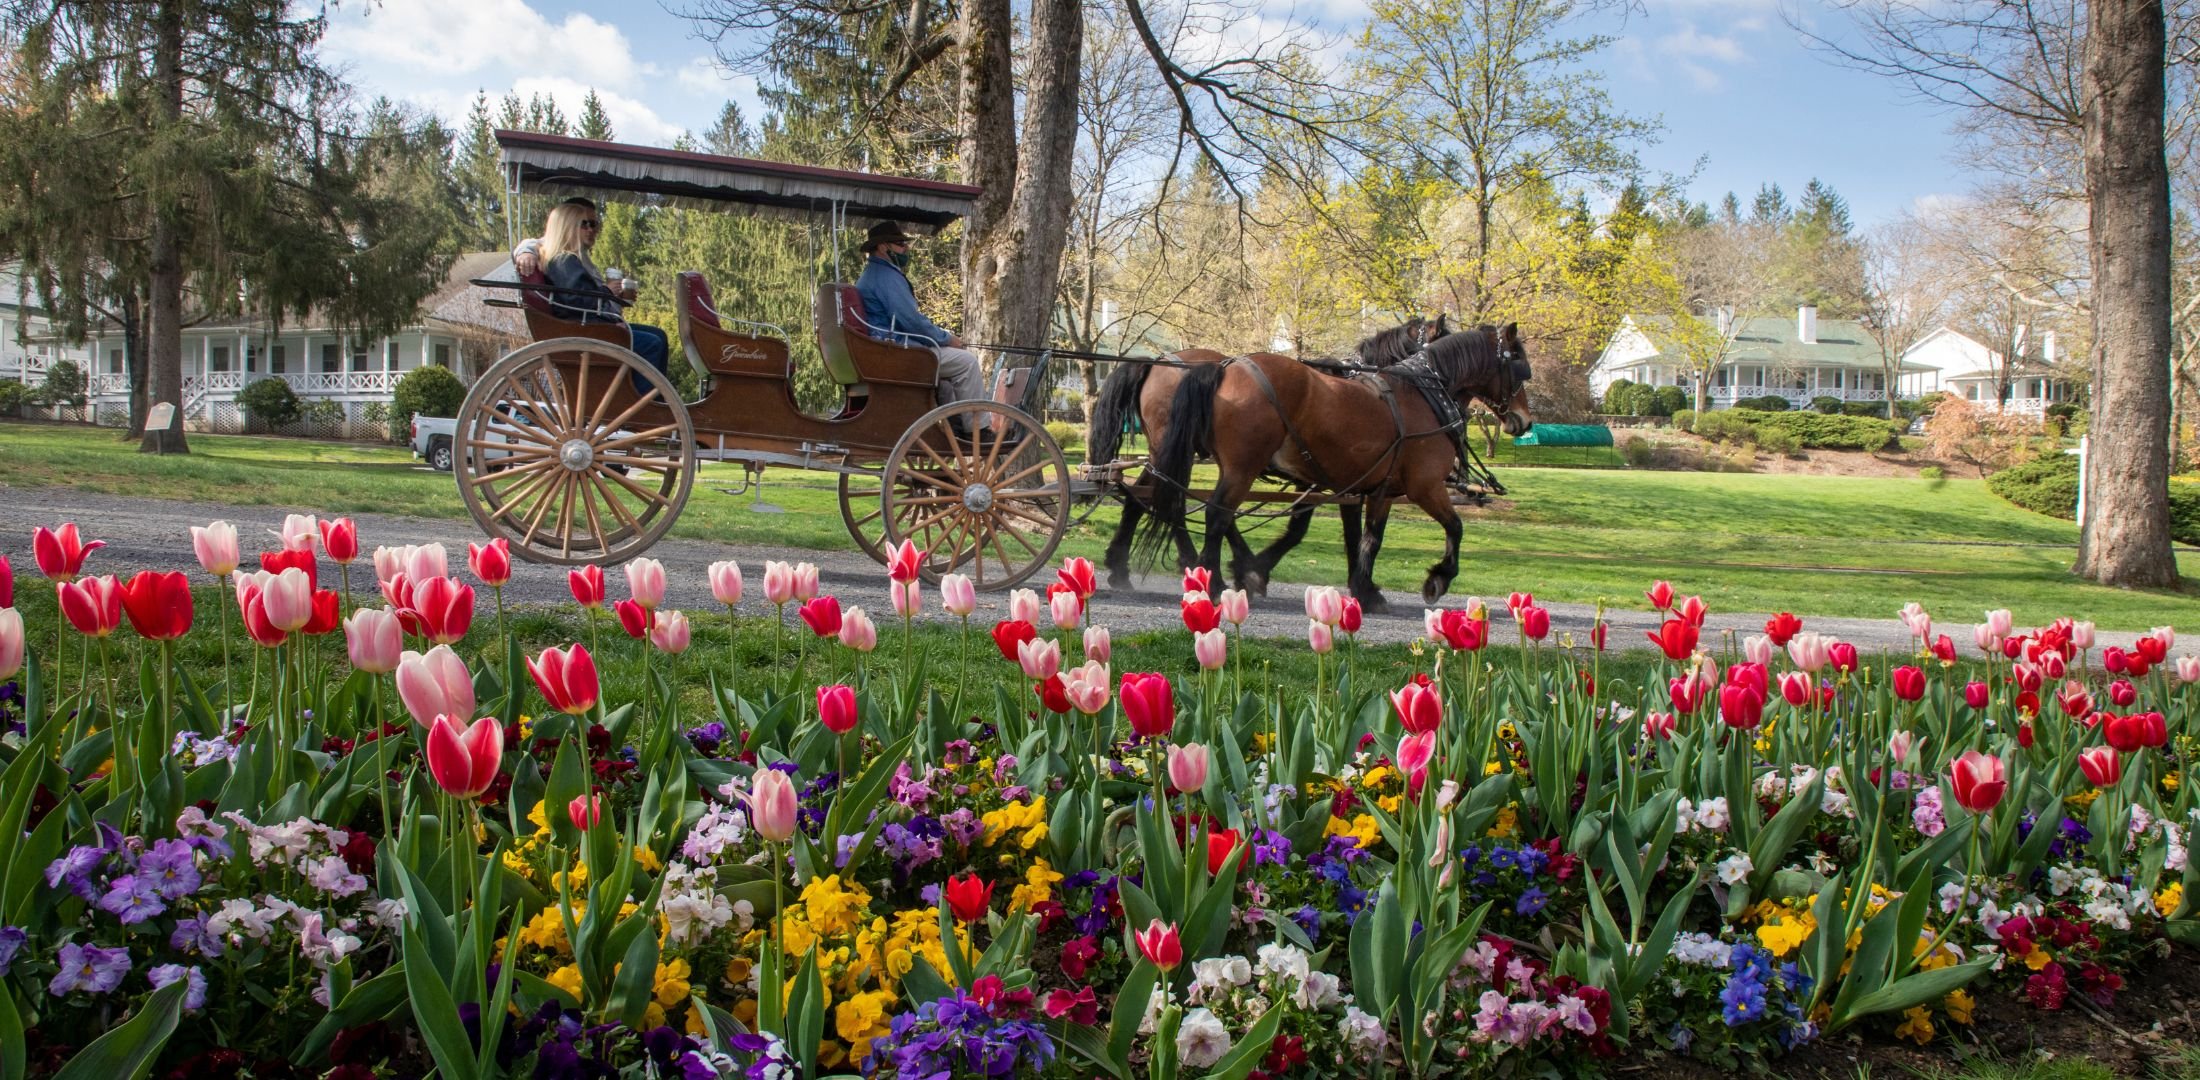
[1797,305,1818,345]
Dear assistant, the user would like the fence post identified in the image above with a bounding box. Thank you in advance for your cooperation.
[2067,435,2088,531]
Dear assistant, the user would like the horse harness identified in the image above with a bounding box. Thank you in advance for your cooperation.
[1226,349,1503,502]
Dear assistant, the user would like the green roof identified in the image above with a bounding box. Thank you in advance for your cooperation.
[1512,424,1614,447]
[1625,314,1910,371]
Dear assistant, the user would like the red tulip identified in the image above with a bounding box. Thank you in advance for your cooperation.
[1947,750,2006,813]
[1055,556,1096,600]
[1644,579,1673,610]
[1964,681,1991,709]
[425,714,504,799]
[1643,711,1677,740]
[2136,634,2170,667]
[567,794,603,831]
[2128,656,2154,679]
[798,596,842,638]
[2103,646,2129,674]
[1206,828,1248,874]
[1646,619,1697,661]
[236,582,288,647]
[467,540,512,588]
[412,577,475,646]
[568,565,606,609]
[1827,642,1858,674]
[1668,672,1710,715]
[0,554,12,607]
[1436,609,1487,651]
[1763,612,1802,647]
[1134,919,1183,971]
[2017,720,2035,748]
[1590,620,1608,651]
[259,547,317,588]
[1505,591,1533,617]
[57,575,122,638]
[1182,566,1212,595]
[1778,671,1812,706]
[615,598,654,639]
[2104,711,2167,752]
[817,683,859,734]
[2109,679,2137,707]
[991,619,1037,661]
[1396,730,1436,795]
[526,645,600,716]
[1674,595,1706,627]
[887,540,924,585]
[2011,662,2043,693]
[1340,597,1363,634]
[1390,679,1443,735]
[1519,605,1550,642]
[2079,746,2122,787]
[1891,665,1926,702]
[2055,681,2093,719]
[302,589,342,636]
[944,873,994,923]
[1035,673,1072,714]
[32,523,103,582]
[1931,634,1957,663]
[1119,673,1176,739]
[119,570,194,641]
[318,518,359,564]
[1181,595,1220,634]
[1718,680,1765,730]
[2042,652,2067,680]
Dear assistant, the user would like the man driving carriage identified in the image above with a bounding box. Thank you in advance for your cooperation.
[855,222,986,417]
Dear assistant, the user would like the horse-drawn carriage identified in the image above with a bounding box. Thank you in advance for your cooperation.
[459,131,1534,604]
[459,131,1079,589]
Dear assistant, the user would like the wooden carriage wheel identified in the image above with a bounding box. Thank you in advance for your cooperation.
[455,338,696,566]
[880,402,1070,591]
[837,472,891,564]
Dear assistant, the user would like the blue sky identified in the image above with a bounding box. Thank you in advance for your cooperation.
[320,0,1971,227]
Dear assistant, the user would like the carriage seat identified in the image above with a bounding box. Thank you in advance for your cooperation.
[514,266,630,351]
[670,271,730,381]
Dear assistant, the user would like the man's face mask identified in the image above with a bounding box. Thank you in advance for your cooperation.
[889,247,911,269]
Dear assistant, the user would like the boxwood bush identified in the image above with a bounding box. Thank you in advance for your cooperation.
[1724,408,1902,451]
[1989,454,2200,543]
[236,376,301,429]
[392,364,468,438]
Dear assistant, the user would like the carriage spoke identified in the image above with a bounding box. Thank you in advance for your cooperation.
[578,473,609,549]
[891,493,967,508]
[991,458,1054,491]
[555,471,580,559]
[570,353,592,437]
[599,462,678,515]
[518,474,572,550]
[466,438,555,458]
[591,423,681,455]
[596,455,684,472]
[540,358,577,430]
[590,470,648,539]
[498,375,567,436]
[486,461,564,518]
[897,504,963,537]
[988,525,1015,581]
[468,456,555,489]
[583,355,626,439]
[896,467,963,494]
[594,384,664,443]
[998,520,1043,557]
[995,501,1061,533]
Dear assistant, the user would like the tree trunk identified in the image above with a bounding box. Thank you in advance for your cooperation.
[121,293,147,441]
[958,0,1083,354]
[140,0,188,454]
[2075,0,2176,586]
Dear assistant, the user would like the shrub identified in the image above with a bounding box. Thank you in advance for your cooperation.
[1810,395,1844,415]
[303,399,344,428]
[1671,409,1696,432]
[1620,434,1652,467]
[1756,426,1802,455]
[1739,394,1792,412]
[236,376,301,429]
[1045,420,1084,451]
[1918,465,1945,481]
[1724,408,1900,451]
[1980,455,2200,542]
[1842,401,1893,417]
[0,378,23,417]
[391,365,467,437]
[1599,378,1636,414]
[1693,410,1758,445]
[36,359,86,406]
[1649,385,1689,417]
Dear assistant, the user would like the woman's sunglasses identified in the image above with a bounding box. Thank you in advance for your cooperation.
[581,219,600,230]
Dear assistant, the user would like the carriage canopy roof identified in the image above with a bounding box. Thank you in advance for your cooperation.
[495,130,982,232]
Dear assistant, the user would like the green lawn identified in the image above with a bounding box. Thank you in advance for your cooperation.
[4,421,2197,628]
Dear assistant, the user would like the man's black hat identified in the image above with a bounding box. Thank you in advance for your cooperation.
[863,221,915,252]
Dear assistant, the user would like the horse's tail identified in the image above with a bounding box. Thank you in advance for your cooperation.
[1087,361,1149,466]
[1135,361,1225,567]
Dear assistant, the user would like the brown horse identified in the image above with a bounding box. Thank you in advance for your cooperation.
[1138,323,1531,609]
[1087,317,1450,592]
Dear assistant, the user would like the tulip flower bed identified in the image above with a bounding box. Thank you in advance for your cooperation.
[4,518,2200,1079]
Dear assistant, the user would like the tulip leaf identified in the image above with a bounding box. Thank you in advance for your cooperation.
[294,965,410,1066]
[1050,1020,1130,1080]
[51,979,188,1080]
[1841,956,1994,1022]
[0,982,24,1080]
[791,947,824,1080]
[612,917,660,1028]
[900,954,953,1009]
[1106,959,1158,1071]
[1198,991,1286,1080]
[1748,771,1825,895]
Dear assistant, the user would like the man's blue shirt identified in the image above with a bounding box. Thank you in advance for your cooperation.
[855,255,951,348]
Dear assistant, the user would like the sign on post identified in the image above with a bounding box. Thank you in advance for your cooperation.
[146,402,176,431]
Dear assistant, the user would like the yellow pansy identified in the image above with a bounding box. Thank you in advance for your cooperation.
[1361,765,1394,789]
[1943,990,1975,1025]
[653,958,692,1007]
[834,989,898,1061]
[799,875,873,937]
[1487,806,1519,840]
[2156,881,2185,917]
[635,845,663,873]
[546,964,584,1000]
[1009,859,1065,913]
[1894,1005,1934,1044]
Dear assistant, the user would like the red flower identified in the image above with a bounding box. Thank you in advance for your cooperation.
[2079,746,2121,787]
[2017,720,2035,748]
[2136,634,2170,666]
[236,582,288,647]
[1182,566,1212,594]
[1519,605,1550,642]
[467,539,512,588]
[887,539,924,584]
[1668,673,1710,715]
[1964,681,1991,709]
[1060,935,1100,981]
[1827,641,1858,673]
[527,645,600,716]
[2055,681,2093,719]
[1119,673,1176,739]
[2103,646,2129,674]
[568,565,606,609]
[991,619,1037,661]
[798,596,842,637]
[2104,711,2166,752]
[1437,610,1487,651]
[259,547,317,588]
[1036,673,1072,715]
[1181,596,1220,634]
[1674,595,1707,627]
[1930,634,1957,663]
[1763,612,1801,647]
[615,598,654,639]
[1644,579,1673,610]
[1043,986,1099,1025]
[318,518,359,564]
[425,715,504,799]
[1718,680,1764,730]
[943,873,994,923]
[1645,619,1697,661]
[1339,597,1363,634]
[1133,919,1182,971]
[1947,750,2007,813]
[1590,620,1608,651]
[33,523,104,582]
[119,570,194,641]
[1206,828,1248,874]
[410,577,474,645]
[1891,666,1926,702]
[2108,678,2137,707]
[1055,556,1096,600]
[817,684,859,734]
[303,589,342,636]
[57,575,122,638]
[1390,680,1443,735]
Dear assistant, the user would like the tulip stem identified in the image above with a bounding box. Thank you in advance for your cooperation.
[951,615,970,744]
[726,604,742,712]
[369,677,393,843]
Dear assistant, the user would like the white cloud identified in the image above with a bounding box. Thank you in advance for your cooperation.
[1616,19,1758,92]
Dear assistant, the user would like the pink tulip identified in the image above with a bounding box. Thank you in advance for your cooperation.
[1948,750,2007,813]
[651,609,693,654]
[2155,625,2178,650]
[1668,671,1711,714]
[411,576,475,645]
[426,715,503,799]
[408,543,449,584]
[33,523,103,582]
[1083,625,1111,665]
[891,579,921,619]
[1505,591,1532,616]
[1064,661,1111,715]
[2079,746,2122,788]
[1182,566,1212,595]
[57,575,122,638]
[275,513,317,554]
[1217,588,1250,627]
[1193,628,1227,671]
[567,794,603,831]
[256,567,314,632]
[0,609,19,680]
[1396,730,1436,795]
[1135,919,1183,971]
[1049,587,1082,630]
[1423,608,1445,643]
[1786,631,1829,674]
[791,563,819,602]
[748,768,799,842]
[1304,586,1343,627]
[2042,652,2067,680]
[344,608,404,674]
[1985,609,2014,640]
[940,574,976,617]
[625,557,666,610]
[1888,730,1920,763]
[886,540,923,585]
[1167,742,1210,792]
[396,645,475,726]
[1519,605,1549,642]
[526,644,599,716]
[2072,621,2096,650]
[1674,595,1707,627]
[762,560,796,606]
[708,560,744,607]
[1743,633,1773,667]
[1898,602,1931,641]
[1642,711,1677,740]
[837,607,877,652]
[1056,556,1096,600]
[568,565,605,610]
[2177,655,2200,683]
[1119,673,1176,738]
[192,521,240,578]
[1778,671,1812,706]
[1008,588,1041,625]
[1017,636,1060,681]
[318,518,359,564]
[1308,619,1334,655]
[467,539,512,588]
[1391,679,1442,734]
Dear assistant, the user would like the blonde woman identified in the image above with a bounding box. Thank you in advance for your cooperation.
[535,200,670,390]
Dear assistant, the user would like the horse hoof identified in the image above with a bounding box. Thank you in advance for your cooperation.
[1239,570,1267,596]
[1421,577,1447,604]
[1108,570,1135,592]
[1359,592,1389,614]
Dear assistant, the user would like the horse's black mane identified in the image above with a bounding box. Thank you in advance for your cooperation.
[1351,318,1429,365]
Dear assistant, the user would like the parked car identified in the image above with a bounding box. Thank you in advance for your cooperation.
[409,414,456,471]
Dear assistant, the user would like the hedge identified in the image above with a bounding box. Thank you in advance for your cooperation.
[392,365,467,440]
[1726,408,1902,451]
[1987,453,2200,544]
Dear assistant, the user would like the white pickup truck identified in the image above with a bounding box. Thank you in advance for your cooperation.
[409,414,457,471]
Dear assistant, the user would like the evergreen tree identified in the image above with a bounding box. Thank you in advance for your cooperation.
[576,89,614,141]
[1796,178,1854,237]
[1750,183,1790,224]
[455,91,505,250]
[524,94,569,136]
[498,93,526,131]
[703,101,753,156]
[1719,192,1742,223]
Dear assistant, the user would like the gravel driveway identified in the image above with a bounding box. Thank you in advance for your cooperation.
[0,484,2151,656]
